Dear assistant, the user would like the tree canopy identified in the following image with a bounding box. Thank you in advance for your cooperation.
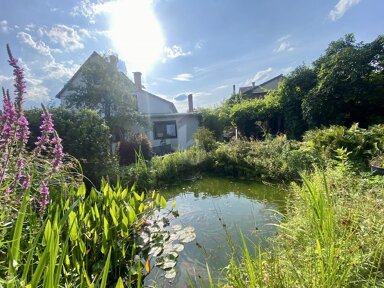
[199,34,384,140]
[64,53,147,140]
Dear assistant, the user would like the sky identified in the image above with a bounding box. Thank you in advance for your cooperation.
[0,0,383,112]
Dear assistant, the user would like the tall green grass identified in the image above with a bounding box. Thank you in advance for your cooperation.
[221,168,384,287]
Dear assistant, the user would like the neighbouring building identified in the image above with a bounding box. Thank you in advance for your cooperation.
[56,52,200,154]
[238,74,284,99]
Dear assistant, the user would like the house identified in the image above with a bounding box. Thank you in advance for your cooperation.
[238,74,284,99]
[56,52,200,153]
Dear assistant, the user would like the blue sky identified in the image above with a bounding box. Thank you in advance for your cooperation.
[0,0,383,112]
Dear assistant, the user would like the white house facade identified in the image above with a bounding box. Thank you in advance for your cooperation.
[56,52,200,154]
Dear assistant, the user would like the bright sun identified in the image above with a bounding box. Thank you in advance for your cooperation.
[103,0,165,74]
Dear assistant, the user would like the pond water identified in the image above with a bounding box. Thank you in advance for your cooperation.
[145,177,287,287]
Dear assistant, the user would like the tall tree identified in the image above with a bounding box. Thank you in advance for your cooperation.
[279,65,317,139]
[64,53,146,141]
[302,34,384,128]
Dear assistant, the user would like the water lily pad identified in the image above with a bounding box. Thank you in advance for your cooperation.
[172,224,182,231]
[168,251,179,259]
[183,226,195,233]
[180,233,196,243]
[149,246,163,256]
[169,233,179,241]
[164,268,177,279]
[161,259,176,269]
[172,243,184,252]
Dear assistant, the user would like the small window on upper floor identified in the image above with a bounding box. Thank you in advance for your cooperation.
[153,121,177,139]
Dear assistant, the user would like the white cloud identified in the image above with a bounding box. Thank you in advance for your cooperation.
[25,80,50,103]
[70,0,98,23]
[329,0,361,21]
[273,34,294,53]
[213,85,228,90]
[1,20,10,33]
[164,45,191,59]
[273,41,294,53]
[43,60,80,80]
[277,34,291,42]
[43,25,84,51]
[0,74,12,82]
[193,91,212,98]
[245,67,273,86]
[173,73,193,81]
[17,32,59,56]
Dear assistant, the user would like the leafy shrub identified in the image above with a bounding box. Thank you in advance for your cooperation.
[26,108,118,186]
[199,106,232,141]
[193,127,218,152]
[118,132,152,166]
[303,123,384,169]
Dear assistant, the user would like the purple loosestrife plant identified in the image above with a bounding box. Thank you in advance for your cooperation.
[0,45,66,212]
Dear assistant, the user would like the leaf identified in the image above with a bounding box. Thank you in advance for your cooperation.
[160,196,167,208]
[100,248,112,288]
[9,191,29,277]
[164,268,177,279]
[115,277,125,288]
[103,216,109,241]
[172,201,177,208]
[145,259,151,273]
[149,246,163,257]
[172,224,182,231]
[42,219,52,246]
[180,233,196,243]
[161,259,176,269]
[68,211,78,241]
[172,243,184,252]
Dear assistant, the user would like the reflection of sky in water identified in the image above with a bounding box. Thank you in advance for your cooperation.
[145,177,287,287]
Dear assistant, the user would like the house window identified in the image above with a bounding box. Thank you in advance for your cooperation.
[153,121,177,139]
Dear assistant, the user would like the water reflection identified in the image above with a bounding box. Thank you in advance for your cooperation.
[145,177,287,287]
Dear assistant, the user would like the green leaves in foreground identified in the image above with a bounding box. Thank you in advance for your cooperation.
[1,179,171,287]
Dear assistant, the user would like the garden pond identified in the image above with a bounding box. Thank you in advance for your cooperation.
[145,176,288,287]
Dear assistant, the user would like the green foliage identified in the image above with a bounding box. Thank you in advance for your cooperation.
[222,169,384,287]
[302,34,384,128]
[0,180,171,287]
[303,124,384,169]
[26,108,119,186]
[119,132,152,166]
[199,106,232,140]
[230,92,282,138]
[192,127,218,152]
[279,65,316,139]
[63,53,147,140]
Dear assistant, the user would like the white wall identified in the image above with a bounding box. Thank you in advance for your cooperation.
[147,114,200,151]
[136,90,176,114]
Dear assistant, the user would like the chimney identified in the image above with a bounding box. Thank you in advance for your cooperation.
[133,72,142,91]
[109,55,118,67]
[233,84,236,95]
[252,81,255,87]
[188,94,193,112]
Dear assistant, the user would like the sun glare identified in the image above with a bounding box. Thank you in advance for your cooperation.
[104,0,165,74]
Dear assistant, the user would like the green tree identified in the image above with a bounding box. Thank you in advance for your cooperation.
[230,92,282,138]
[199,106,232,140]
[279,65,317,139]
[302,34,384,128]
[63,53,146,141]
[26,108,118,186]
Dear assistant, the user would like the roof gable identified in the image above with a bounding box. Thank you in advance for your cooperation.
[56,52,177,113]
[239,74,284,95]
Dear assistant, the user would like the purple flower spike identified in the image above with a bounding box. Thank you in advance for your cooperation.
[39,181,49,211]
[51,132,64,172]
[22,174,31,191]
[7,44,26,110]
